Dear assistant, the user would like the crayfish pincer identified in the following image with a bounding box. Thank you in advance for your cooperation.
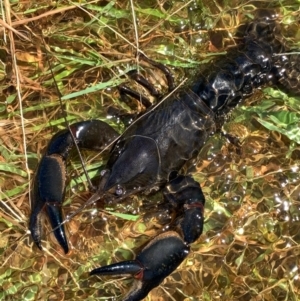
[29,10,300,301]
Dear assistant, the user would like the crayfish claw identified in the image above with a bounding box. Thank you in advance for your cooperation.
[46,203,69,254]
[29,120,120,253]
[90,232,189,301]
[30,149,69,253]
[90,260,142,277]
[29,196,69,254]
[29,200,44,251]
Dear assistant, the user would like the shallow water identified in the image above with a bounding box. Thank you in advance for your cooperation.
[1,1,300,301]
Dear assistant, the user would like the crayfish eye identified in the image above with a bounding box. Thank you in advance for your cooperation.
[115,185,124,196]
[100,169,108,177]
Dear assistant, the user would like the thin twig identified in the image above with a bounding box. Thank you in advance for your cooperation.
[0,0,106,33]
[0,18,31,42]
[129,0,140,70]
[3,0,31,208]
[0,5,76,33]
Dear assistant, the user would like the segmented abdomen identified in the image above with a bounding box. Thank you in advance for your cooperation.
[191,15,298,113]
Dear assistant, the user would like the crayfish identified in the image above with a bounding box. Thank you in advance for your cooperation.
[29,9,300,301]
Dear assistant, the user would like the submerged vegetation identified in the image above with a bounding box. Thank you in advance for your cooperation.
[1,0,300,300]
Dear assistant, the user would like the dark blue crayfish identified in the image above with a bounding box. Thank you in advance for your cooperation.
[29,10,300,301]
